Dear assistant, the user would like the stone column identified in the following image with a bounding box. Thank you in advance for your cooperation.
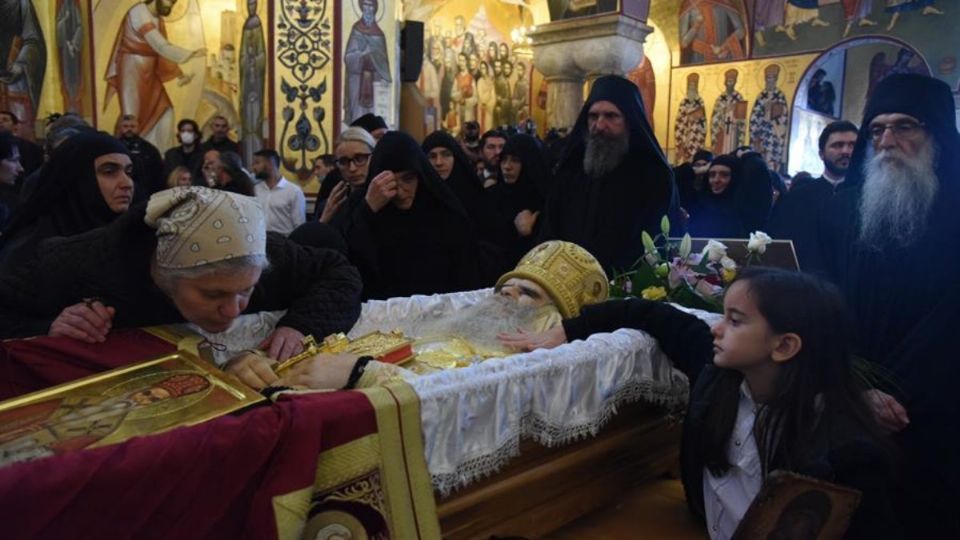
[529,14,654,131]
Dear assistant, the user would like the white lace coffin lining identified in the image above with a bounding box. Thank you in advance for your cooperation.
[352,289,719,496]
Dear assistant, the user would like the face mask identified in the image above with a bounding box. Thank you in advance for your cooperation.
[180,131,196,145]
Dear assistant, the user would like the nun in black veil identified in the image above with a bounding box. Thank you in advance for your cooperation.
[485,133,548,272]
[421,130,492,232]
[339,131,483,300]
[0,131,133,267]
[686,153,772,238]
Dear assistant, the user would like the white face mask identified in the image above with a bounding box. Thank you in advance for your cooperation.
[180,131,196,145]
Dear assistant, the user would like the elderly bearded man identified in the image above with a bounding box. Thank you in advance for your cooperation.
[814,74,960,537]
[229,240,610,387]
[538,75,679,274]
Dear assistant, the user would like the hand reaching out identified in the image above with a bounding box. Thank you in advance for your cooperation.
[497,326,568,353]
[257,326,306,362]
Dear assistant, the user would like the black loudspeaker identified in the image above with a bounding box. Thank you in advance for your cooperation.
[400,21,424,83]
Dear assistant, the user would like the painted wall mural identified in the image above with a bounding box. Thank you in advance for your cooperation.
[670,55,816,170]
[748,0,958,94]
[677,0,750,66]
[93,0,268,155]
[56,0,84,115]
[341,0,398,129]
[274,0,335,193]
[410,0,535,134]
[788,37,930,175]
[1,0,47,140]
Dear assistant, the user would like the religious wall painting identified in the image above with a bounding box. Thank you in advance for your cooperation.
[93,0,269,154]
[644,22,674,145]
[677,0,749,66]
[0,0,47,140]
[56,0,84,115]
[710,68,747,154]
[627,56,656,130]
[750,63,790,172]
[669,56,814,165]
[413,1,535,135]
[275,0,334,192]
[748,0,958,96]
[238,0,266,162]
[341,0,397,129]
[787,37,928,175]
[865,45,930,100]
[674,72,708,163]
[0,351,263,468]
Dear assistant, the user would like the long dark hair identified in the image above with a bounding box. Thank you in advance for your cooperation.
[700,267,882,477]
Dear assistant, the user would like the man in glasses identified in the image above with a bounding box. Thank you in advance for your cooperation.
[814,73,960,537]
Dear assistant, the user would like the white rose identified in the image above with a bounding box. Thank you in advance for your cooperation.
[747,231,773,254]
[701,240,728,263]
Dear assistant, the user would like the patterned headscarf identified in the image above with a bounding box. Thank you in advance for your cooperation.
[144,187,266,269]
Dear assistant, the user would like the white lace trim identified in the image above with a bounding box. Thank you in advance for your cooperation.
[186,292,718,496]
[351,290,712,496]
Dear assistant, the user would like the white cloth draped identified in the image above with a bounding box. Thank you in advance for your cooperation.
[184,289,721,495]
[352,289,719,495]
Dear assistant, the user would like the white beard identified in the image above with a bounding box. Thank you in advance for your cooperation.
[583,131,629,179]
[414,295,541,350]
[859,142,939,249]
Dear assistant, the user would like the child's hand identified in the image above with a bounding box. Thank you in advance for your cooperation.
[865,389,910,433]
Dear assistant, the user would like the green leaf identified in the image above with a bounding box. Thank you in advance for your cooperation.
[637,262,661,284]
[670,282,723,313]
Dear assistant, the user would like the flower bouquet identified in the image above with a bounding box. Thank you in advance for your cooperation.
[610,216,773,313]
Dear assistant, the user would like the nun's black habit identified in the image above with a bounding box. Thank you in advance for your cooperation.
[768,173,840,269]
[421,130,492,232]
[815,74,960,536]
[484,134,547,272]
[340,131,482,300]
[686,154,769,238]
[0,132,130,267]
[538,75,679,273]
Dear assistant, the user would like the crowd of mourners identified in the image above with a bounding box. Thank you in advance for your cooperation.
[0,72,956,539]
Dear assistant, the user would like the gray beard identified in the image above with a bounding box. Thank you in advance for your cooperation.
[415,295,542,351]
[858,142,939,250]
[583,131,629,179]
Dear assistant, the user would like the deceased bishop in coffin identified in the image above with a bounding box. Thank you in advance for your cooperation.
[217,240,610,389]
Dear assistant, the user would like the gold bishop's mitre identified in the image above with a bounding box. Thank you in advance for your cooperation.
[495,241,609,319]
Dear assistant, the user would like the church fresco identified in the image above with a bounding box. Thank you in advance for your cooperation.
[92,0,268,153]
[787,37,930,175]
[1,0,47,140]
[275,0,335,191]
[668,55,815,166]
[677,0,750,66]
[341,0,398,129]
[748,0,958,89]
[408,0,535,134]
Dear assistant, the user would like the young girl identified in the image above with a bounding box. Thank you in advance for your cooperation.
[499,267,900,539]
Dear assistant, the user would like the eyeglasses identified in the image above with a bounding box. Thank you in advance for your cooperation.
[335,153,371,168]
[868,120,925,141]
